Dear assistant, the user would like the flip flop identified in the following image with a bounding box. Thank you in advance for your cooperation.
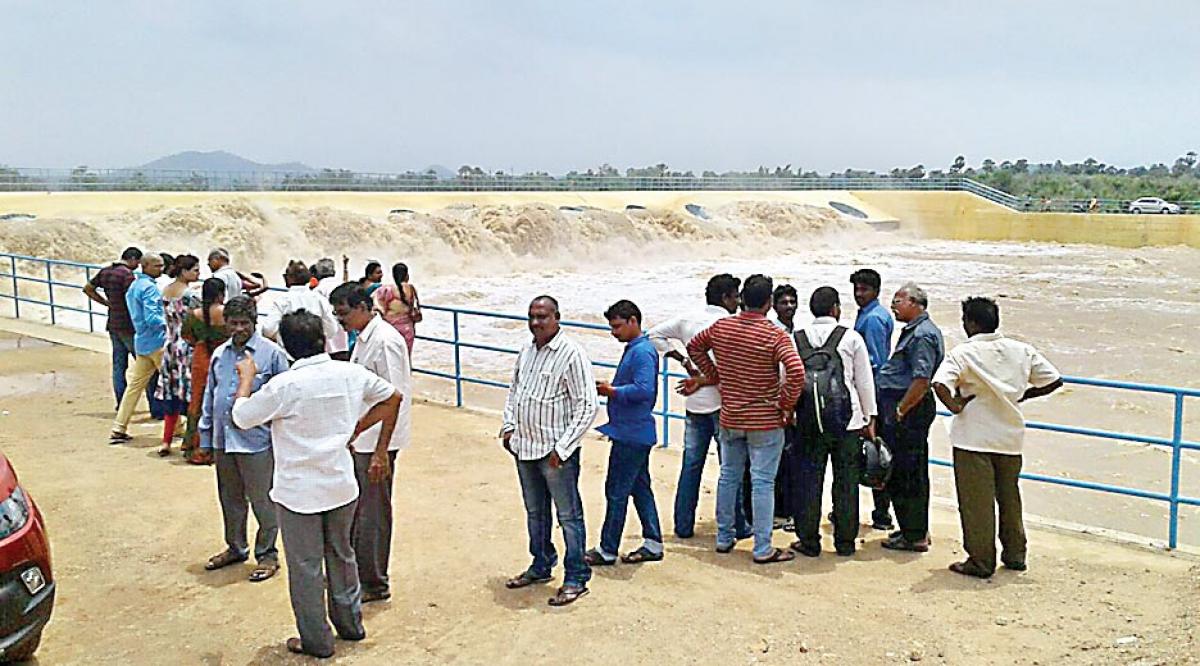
[584,549,617,566]
[949,561,992,579]
[505,572,552,589]
[547,585,589,607]
[109,432,133,445]
[753,548,795,565]
[249,561,279,582]
[620,547,663,564]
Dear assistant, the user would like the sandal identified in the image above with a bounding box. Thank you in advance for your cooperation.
[205,549,248,571]
[286,637,333,659]
[620,547,663,564]
[753,548,795,565]
[157,445,171,457]
[949,561,992,579]
[584,549,616,566]
[249,560,279,582]
[187,450,214,466]
[109,432,133,445]
[505,571,552,589]
[547,585,589,607]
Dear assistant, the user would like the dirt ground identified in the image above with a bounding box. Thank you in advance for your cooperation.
[0,328,1197,665]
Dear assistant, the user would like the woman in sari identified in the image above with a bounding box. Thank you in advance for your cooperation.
[373,261,421,353]
[180,278,228,465]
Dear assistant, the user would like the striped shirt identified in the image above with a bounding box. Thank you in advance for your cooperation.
[501,329,598,461]
[687,311,806,431]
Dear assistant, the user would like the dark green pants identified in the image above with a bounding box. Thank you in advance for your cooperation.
[953,448,1027,574]
[793,429,861,550]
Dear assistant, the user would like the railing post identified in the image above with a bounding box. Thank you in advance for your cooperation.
[9,256,18,319]
[1168,393,1184,549]
[84,266,94,333]
[660,356,671,448]
[452,311,463,408]
[45,262,56,326]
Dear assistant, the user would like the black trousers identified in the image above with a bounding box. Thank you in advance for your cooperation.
[880,391,936,542]
[791,428,861,550]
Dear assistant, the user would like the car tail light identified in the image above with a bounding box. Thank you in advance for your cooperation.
[0,487,30,539]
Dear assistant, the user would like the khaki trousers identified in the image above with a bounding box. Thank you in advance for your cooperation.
[111,349,163,434]
[953,447,1027,574]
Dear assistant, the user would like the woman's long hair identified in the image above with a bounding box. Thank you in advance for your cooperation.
[200,277,226,330]
[391,262,412,306]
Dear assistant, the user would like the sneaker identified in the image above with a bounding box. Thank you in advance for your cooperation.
[881,534,929,553]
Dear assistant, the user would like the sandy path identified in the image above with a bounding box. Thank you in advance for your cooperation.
[0,332,1197,665]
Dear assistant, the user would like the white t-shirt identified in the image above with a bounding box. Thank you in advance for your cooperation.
[213,265,244,301]
[315,276,350,354]
[933,331,1061,456]
[349,315,412,453]
[647,304,731,414]
[232,353,396,513]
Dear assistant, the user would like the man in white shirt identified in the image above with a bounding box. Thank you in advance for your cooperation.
[261,261,340,355]
[647,274,749,540]
[330,282,411,603]
[789,286,877,557]
[232,310,402,659]
[313,257,351,360]
[208,248,245,301]
[933,297,1062,579]
[500,296,597,607]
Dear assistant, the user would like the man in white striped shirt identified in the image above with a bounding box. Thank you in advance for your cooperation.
[500,295,597,607]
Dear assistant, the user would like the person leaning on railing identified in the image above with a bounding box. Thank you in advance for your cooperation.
[81,246,142,410]
[933,297,1062,579]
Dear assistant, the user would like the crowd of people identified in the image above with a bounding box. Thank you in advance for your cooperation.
[84,245,1063,657]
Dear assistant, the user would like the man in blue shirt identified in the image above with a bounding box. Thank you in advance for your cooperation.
[586,300,664,566]
[110,253,167,443]
[877,282,944,553]
[851,268,896,531]
[199,296,290,582]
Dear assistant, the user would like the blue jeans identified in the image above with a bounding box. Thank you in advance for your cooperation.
[516,451,591,587]
[674,411,749,538]
[109,332,135,409]
[598,441,662,559]
[716,427,785,558]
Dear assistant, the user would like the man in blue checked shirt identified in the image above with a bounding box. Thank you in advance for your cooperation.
[586,300,665,566]
[198,296,290,583]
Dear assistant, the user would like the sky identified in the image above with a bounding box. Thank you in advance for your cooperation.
[4,1,1199,175]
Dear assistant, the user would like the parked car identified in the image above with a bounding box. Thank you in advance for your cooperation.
[0,453,53,662]
[1128,197,1180,214]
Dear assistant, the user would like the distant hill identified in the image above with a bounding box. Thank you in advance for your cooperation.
[135,150,317,173]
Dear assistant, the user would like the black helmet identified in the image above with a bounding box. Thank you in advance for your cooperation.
[858,436,893,489]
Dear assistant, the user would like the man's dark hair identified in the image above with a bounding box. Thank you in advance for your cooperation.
[849,268,882,292]
[120,246,143,261]
[329,282,372,310]
[530,294,559,314]
[313,258,336,280]
[773,284,798,304]
[280,309,326,359]
[285,260,311,286]
[741,274,773,310]
[809,286,840,317]
[961,296,1000,334]
[224,295,257,322]
[603,299,642,324]
[705,273,741,306]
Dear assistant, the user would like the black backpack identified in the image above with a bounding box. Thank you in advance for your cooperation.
[794,326,853,436]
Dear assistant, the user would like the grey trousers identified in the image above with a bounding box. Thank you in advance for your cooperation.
[278,501,364,657]
[352,450,398,595]
[214,449,279,562]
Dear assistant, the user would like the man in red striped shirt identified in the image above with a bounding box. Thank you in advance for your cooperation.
[685,274,806,564]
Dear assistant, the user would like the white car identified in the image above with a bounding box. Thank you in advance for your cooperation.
[1128,197,1180,214]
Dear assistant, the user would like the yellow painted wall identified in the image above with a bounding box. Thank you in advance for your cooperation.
[854,191,1200,248]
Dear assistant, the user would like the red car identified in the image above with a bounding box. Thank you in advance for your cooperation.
[0,454,53,662]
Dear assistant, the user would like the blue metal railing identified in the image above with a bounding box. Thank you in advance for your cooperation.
[1,251,1197,548]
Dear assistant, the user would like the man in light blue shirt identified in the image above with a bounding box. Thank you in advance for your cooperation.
[851,268,896,531]
[199,296,290,582]
[110,253,167,442]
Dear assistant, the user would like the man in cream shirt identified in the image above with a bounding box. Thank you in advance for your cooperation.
[933,296,1062,579]
[232,310,402,659]
[261,260,340,354]
[330,282,412,604]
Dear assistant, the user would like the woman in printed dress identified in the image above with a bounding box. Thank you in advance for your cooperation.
[154,255,200,457]
[373,261,421,353]
[180,278,228,465]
